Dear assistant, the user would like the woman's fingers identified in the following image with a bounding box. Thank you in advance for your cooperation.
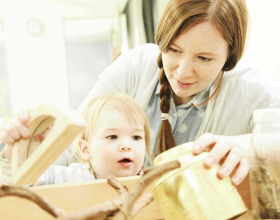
[192,133,249,185]
[217,147,243,178]
[231,158,249,186]
[204,140,230,167]
[192,133,217,154]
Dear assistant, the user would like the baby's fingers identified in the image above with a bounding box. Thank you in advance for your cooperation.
[34,122,54,142]
[12,110,30,139]
[3,119,21,141]
[14,117,30,139]
[0,130,15,145]
[10,118,30,139]
[0,117,30,146]
[17,110,31,126]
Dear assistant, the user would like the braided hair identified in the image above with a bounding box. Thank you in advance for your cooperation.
[157,54,176,153]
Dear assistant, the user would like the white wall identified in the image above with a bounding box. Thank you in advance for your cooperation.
[242,0,280,82]
[0,0,121,115]
[153,0,169,25]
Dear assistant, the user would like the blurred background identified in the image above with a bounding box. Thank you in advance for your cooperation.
[0,0,279,125]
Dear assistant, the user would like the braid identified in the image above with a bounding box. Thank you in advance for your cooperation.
[157,53,176,153]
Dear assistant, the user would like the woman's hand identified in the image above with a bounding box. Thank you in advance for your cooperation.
[192,133,250,186]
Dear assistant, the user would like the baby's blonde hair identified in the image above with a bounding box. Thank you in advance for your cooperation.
[73,92,151,164]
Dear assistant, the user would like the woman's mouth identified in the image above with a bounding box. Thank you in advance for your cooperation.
[176,79,194,89]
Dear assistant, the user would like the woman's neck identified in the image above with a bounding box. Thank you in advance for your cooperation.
[173,93,193,106]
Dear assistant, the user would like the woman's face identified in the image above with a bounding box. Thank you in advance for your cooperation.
[162,21,228,105]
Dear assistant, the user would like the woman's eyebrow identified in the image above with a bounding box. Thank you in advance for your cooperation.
[170,42,182,49]
[197,52,218,57]
[171,42,218,57]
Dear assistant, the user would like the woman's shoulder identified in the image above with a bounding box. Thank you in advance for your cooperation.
[224,60,280,93]
[224,60,271,83]
[116,43,160,76]
[128,43,160,53]
[123,43,160,60]
[225,60,259,78]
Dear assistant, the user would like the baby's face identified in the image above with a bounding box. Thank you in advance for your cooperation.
[87,106,146,179]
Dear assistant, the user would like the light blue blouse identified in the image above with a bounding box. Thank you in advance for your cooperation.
[146,82,209,159]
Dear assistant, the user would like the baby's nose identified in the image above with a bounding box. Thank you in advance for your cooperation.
[119,145,132,151]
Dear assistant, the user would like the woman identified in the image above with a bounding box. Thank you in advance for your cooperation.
[1,0,280,186]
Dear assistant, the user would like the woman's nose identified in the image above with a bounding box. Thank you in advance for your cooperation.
[177,58,193,77]
[118,145,132,152]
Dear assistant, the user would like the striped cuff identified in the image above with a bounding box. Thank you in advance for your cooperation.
[0,148,13,185]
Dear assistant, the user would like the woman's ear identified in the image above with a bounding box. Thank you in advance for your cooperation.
[79,139,91,160]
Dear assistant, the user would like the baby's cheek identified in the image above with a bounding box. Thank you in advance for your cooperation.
[136,145,146,164]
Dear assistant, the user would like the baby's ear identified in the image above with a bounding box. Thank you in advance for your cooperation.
[79,139,91,160]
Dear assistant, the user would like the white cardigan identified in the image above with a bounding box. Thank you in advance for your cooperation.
[80,43,280,139]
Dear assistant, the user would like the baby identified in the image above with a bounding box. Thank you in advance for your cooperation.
[0,93,151,185]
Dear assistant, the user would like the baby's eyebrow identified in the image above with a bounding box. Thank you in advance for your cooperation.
[134,128,145,131]
[102,128,144,132]
[103,128,118,131]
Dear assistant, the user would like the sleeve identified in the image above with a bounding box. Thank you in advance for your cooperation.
[241,68,280,131]
[0,152,12,185]
[210,65,280,136]
[34,163,95,186]
[52,144,78,166]
[78,43,160,113]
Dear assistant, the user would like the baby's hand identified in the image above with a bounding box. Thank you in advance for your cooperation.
[0,110,31,159]
[0,109,55,160]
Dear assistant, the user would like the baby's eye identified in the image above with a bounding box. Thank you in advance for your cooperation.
[106,135,118,140]
[132,135,143,140]
[198,56,212,62]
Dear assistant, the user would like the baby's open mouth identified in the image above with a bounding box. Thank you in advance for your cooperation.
[118,158,132,163]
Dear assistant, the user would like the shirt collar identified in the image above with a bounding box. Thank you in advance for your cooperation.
[155,82,210,111]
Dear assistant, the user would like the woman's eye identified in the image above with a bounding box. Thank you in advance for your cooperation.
[106,135,118,140]
[169,47,180,53]
[132,135,143,140]
[198,56,212,62]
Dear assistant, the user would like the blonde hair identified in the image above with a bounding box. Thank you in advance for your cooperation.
[155,0,248,153]
[74,92,151,164]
